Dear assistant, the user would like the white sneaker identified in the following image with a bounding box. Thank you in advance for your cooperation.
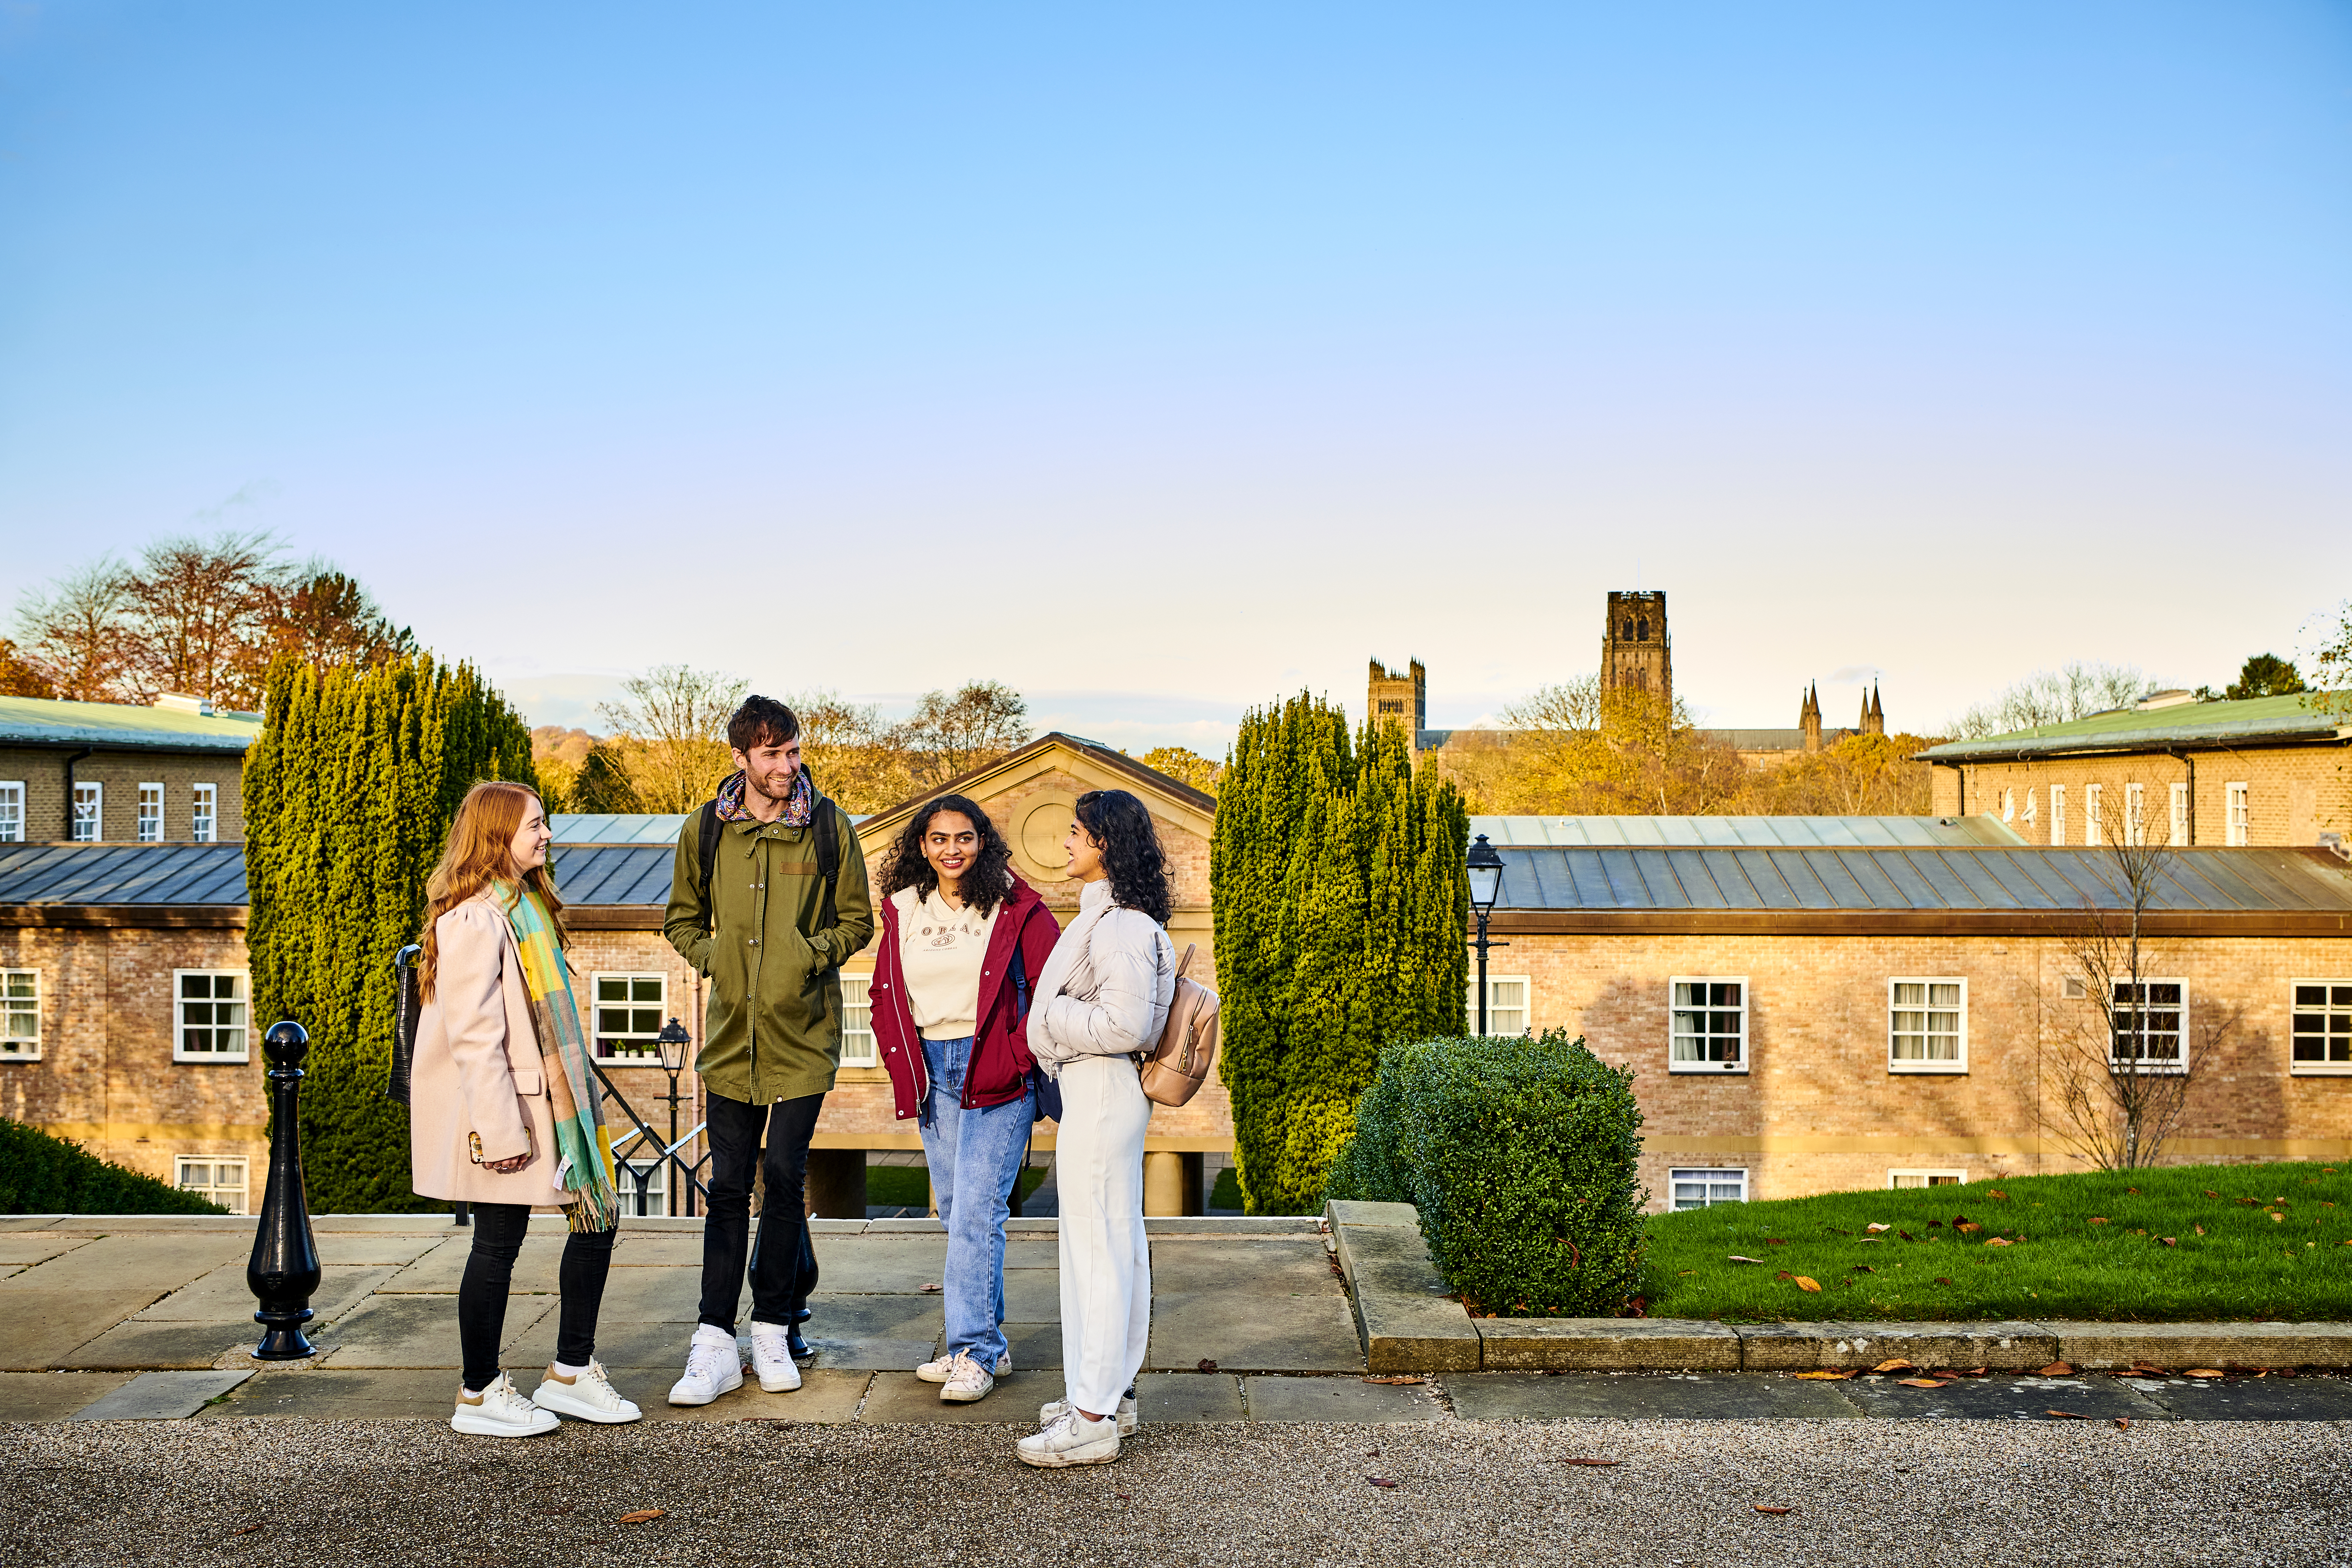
[1039,1387,1137,1435]
[531,1360,642,1424]
[667,1326,745,1406]
[451,1371,559,1439]
[941,1350,996,1403]
[1017,1407,1122,1468]
[749,1325,802,1393]
[919,1349,1012,1383]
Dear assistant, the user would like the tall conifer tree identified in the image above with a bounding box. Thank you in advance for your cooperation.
[244,652,536,1213]
[1213,696,1466,1213]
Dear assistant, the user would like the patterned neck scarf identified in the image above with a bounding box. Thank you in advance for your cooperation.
[715,765,815,828]
[496,881,618,1233]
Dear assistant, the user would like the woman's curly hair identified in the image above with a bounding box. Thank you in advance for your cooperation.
[1075,789,1172,924]
[877,794,1016,916]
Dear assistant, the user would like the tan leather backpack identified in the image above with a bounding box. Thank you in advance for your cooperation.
[1139,944,1221,1107]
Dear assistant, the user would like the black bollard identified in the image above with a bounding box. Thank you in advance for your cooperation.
[248,1020,323,1361]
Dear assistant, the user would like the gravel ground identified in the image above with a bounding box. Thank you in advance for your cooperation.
[4,1416,2345,1568]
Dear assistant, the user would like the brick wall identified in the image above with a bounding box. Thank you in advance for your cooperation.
[0,746,246,844]
[1929,743,2350,847]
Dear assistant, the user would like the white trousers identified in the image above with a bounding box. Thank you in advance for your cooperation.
[1054,1053,1153,1414]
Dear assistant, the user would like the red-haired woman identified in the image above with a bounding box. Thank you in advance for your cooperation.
[869,794,1060,1406]
[412,780,641,1437]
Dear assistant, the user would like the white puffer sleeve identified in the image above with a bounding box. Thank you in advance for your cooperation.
[1040,909,1173,1061]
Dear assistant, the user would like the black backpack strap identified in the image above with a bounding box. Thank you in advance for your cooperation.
[813,794,840,933]
[695,799,723,927]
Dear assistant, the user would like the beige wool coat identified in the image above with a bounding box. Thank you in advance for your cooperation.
[409,893,568,1207]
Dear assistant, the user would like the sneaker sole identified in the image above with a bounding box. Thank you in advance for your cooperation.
[533,1390,644,1424]
[665,1373,743,1407]
[939,1382,995,1403]
[450,1411,559,1439]
[1016,1438,1121,1468]
[915,1365,953,1384]
[755,1371,802,1394]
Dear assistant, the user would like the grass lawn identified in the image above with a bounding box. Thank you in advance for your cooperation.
[1638,1161,2352,1323]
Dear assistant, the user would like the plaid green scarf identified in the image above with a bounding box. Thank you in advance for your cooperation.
[497,882,619,1233]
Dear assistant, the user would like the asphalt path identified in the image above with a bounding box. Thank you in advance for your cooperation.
[5,1414,2344,1568]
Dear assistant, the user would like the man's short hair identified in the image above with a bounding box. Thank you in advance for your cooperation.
[728,695,800,753]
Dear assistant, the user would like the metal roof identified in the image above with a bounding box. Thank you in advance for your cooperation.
[1472,815,2026,848]
[0,696,262,752]
[1486,844,2352,915]
[1918,692,2349,762]
[550,814,690,847]
[548,846,675,906]
[0,844,248,905]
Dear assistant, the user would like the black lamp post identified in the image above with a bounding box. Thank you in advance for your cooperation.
[654,1017,695,1217]
[1466,833,1509,1036]
[248,1020,322,1360]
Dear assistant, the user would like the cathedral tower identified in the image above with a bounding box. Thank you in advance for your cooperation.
[1368,658,1426,737]
[1601,591,1671,705]
[1800,683,1823,752]
[1859,682,1885,737]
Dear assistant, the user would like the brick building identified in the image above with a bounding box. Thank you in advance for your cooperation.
[1918,691,2352,849]
[0,695,259,847]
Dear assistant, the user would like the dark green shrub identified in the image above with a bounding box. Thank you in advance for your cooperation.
[1328,1030,1647,1315]
[0,1118,228,1215]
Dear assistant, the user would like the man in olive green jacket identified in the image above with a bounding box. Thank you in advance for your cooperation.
[661,695,873,1405]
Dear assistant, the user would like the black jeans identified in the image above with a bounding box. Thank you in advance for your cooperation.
[700,1091,824,1331]
[456,1203,616,1393]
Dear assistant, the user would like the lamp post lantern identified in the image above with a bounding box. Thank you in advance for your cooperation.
[1466,833,1510,1036]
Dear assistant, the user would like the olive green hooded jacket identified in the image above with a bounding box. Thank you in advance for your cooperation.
[662,796,874,1104]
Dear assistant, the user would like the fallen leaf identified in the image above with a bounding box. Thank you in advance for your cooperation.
[1793,1275,1822,1293]
[1115,1492,1131,1500]
[1363,1376,1423,1385]
[1952,1213,1973,1227]
[1986,1189,2007,1199]
[1753,1505,1793,1515]
[618,1510,666,1524]
[2038,1362,2075,1376]
[1935,1277,1953,1285]
[2204,1189,2221,1198]
[2160,1237,2177,1247]
[1766,1238,1788,1246]
[1926,1220,1943,1229]
[1854,1264,1877,1274]
[1897,1230,1916,1241]
[2114,1418,2131,1431]
[1956,1222,1982,1234]
[920,1283,942,1292]
[1896,1378,1949,1389]
[1728,1255,1765,1264]
[2185,1368,2226,1379]
[1366,1477,1398,1489]
[2089,1217,2109,1225]
[1677,1269,1696,1276]
[1560,1458,1622,1467]
[1872,1358,1915,1372]
[2194,1225,2205,1236]
[1865,1222,1892,1233]
[1793,1370,1853,1380]
[1961,1367,1989,1376]
[225,1526,263,1538]
[1775,1269,1793,1280]
[1984,1237,2011,1248]
[2128,1362,2172,1377]
[2269,1213,2284,1223]
[2045,1409,2095,1420]
[1197,1359,1219,1373]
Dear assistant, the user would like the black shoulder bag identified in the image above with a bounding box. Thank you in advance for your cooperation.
[386,943,423,1105]
[1014,917,1062,1124]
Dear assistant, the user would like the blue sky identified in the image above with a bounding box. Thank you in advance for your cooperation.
[3,3,2348,750]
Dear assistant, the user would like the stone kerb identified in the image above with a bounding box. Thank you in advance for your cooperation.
[1324,1201,2352,1374]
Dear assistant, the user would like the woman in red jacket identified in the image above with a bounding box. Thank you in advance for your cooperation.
[870,794,1061,1405]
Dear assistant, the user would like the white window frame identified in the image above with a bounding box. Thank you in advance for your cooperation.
[2225,781,2248,846]
[841,972,877,1066]
[1887,977,1968,1073]
[2124,782,2145,846]
[171,969,251,1063]
[0,781,22,844]
[1464,973,1531,1037]
[137,782,164,842]
[2084,783,2104,845]
[175,1157,250,1215]
[0,969,40,1060]
[1668,975,1750,1073]
[2108,977,2189,1074]
[71,780,102,843]
[614,1156,670,1217]
[589,971,668,1062]
[1669,1168,1748,1210]
[190,783,218,844]
[2049,784,2067,846]
[1888,1168,1968,1188]
[2290,979,2352,1076]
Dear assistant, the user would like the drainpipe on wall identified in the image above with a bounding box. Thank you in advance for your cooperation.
[60,746,93,842]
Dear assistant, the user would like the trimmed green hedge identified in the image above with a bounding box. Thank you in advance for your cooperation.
[1327,1030,1647,1315]
[0,1118,228,1215]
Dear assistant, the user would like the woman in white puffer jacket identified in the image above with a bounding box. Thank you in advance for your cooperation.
[1017,788,1176,1469]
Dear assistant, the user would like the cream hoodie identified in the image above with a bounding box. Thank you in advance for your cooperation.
[1029,877,1175,1076]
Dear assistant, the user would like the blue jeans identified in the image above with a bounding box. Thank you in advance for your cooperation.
[918,1036,1033,1365]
